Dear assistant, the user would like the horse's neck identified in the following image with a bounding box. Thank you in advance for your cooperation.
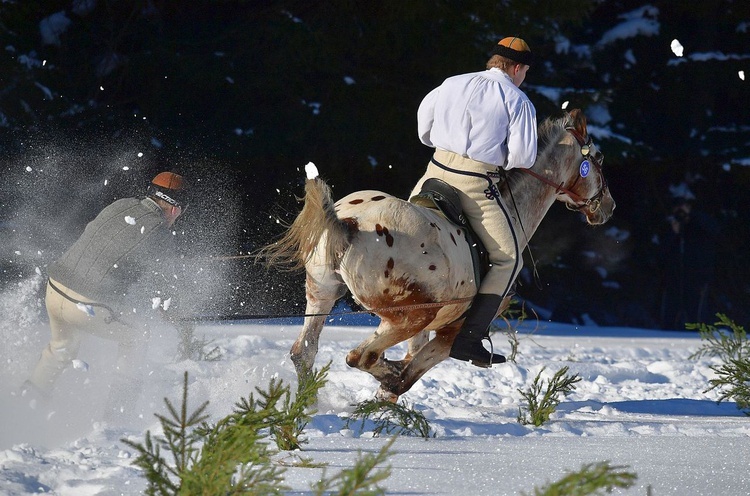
[501,166,559,249]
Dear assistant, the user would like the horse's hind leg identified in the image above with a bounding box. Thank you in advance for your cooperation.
[376,322,461,400]
[346,311,438,400]
[406,330,430,360]
[374,330,430,379]
[290,264,346,379]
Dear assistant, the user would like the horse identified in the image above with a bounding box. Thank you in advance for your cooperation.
[261,109,615,402]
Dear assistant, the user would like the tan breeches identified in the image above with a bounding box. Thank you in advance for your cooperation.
[28,280,149,396]
[411,149,522,297]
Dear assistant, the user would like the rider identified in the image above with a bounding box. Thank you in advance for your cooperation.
[410,37,538,367]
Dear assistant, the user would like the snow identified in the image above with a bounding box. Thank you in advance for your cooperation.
[1,305,749,495]
[597,6,660,47]
[671,39,684,57]
[39,12,72,47]
[668,52,750,66]
[305,162,319,180]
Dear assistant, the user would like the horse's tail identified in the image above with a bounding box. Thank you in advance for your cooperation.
[258,177,350,271]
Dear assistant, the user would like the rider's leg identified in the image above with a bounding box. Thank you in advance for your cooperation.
[424,150,522,367]
[449,293,506,366]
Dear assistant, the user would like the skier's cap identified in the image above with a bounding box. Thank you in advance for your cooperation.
[148,172,188,208]
[491,37,533,66]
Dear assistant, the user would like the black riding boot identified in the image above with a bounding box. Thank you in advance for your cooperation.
[449,293,507,368]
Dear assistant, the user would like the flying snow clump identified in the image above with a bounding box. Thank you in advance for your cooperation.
[305,162,319,180]
[670,39,684,57]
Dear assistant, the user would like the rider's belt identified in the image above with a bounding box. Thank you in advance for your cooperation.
[433,149,501,176]
[47,279,124,325]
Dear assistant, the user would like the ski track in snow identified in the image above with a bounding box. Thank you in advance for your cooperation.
[1,320,749,495]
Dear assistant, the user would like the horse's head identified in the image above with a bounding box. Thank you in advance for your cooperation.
[554,109,616,225]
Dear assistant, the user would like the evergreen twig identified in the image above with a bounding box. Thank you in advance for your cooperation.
[688,314,750,414]
[517,366,581,426]
[311,437,396,496]
[525,461,637,496]
[345,399,434,438]
[175,321,223,362]
[272,362,331,450]
[122,366,396,494]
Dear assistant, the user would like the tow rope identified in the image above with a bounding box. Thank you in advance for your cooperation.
[182,296,474,323]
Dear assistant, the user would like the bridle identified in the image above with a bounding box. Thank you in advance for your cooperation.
[520,126,607,213]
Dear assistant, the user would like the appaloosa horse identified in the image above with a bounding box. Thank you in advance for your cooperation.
[262,109,615,401]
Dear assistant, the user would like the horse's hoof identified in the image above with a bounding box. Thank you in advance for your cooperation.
[375,387,399,403]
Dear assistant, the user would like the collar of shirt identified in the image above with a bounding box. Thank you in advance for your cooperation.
[487,67,513,82]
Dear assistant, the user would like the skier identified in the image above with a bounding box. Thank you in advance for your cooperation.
[23,172,189,419]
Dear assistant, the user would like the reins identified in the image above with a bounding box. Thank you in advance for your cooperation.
[519,125,606,212]
[505,123,605,290]
[519,167,590,205]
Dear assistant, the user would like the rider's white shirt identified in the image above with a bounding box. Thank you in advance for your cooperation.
[417,68,537,170]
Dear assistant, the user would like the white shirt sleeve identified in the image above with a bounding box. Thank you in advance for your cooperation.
[505,100,538,170]
[417,87,440,147]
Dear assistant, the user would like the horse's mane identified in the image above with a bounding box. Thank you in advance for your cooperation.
[505,114,569,190]
[537,114,571,152]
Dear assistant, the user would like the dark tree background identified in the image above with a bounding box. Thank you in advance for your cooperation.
[2,0,749,327]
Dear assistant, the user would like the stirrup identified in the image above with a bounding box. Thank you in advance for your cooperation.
[478,336,506,367]
[449,335,506,368]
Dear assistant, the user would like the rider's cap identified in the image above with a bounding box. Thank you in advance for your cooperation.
[492,37,533,66]
[148,171,187,207]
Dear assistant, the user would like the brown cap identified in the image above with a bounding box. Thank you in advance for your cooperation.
[492,37,533,66]
[152,172,185,190]
[149,172,187,207]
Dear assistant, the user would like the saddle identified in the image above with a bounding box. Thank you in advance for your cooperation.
[409,178,490,285]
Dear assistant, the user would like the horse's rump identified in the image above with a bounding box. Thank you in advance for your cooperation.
[334,190,476,327]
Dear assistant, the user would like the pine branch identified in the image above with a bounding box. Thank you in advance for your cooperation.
[273,362,330,450]
[688,314,750,414]
[688,314,748,361]
[526,461,637,496]
[518,366,581,426]
[122,365,395,494]
[311,437,396,496]
[121,372,209,494]
[346,399,434,438]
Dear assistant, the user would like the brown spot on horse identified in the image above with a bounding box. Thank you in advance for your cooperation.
[341,217,359,234]
[376,225,394,247]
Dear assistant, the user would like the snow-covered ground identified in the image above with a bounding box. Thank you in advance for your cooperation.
[1,287,749,495]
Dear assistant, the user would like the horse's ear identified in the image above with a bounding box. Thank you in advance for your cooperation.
[568,109,588,137]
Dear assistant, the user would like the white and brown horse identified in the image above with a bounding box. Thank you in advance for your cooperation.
[262,109,615,401]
